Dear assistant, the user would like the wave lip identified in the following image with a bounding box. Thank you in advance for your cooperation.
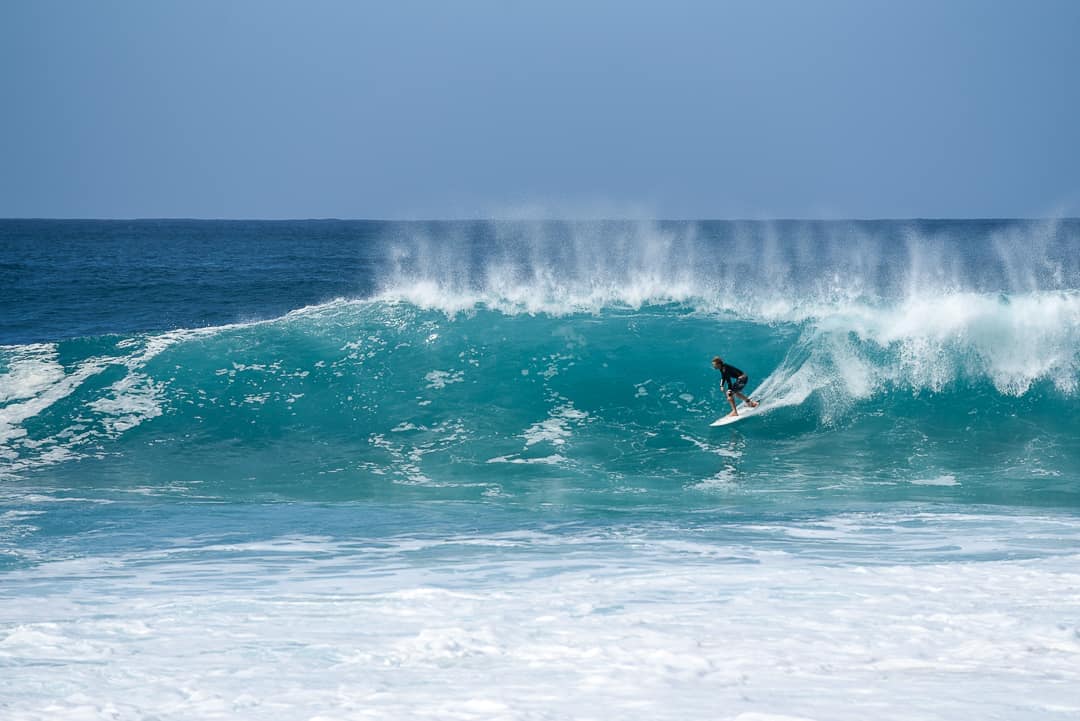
[820,290,1080,396]
[373,218,1080,317]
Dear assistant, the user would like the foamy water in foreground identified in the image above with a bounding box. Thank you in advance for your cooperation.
[2,506,1079,720]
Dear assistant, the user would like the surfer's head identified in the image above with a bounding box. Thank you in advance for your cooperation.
[712,356,723,369]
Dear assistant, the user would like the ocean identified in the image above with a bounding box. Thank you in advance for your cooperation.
[2,218,1079,720]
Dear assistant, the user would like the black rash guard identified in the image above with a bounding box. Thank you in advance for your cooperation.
[719,363,746,391]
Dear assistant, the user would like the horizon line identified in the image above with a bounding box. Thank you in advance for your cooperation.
[3,216,1077,223]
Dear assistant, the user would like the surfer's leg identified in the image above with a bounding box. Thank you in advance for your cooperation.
[731,376,756,407]
[734,391,758,408]
[726,389,738,415]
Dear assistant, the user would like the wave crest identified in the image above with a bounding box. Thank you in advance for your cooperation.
[374,219,1079,318]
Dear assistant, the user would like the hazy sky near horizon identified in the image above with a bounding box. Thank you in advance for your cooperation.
[2,0,1078,219]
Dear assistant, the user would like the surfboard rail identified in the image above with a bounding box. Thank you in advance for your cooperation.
[710,403,764,426]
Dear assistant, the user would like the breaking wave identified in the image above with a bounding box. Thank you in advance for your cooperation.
[2,219,1078,506]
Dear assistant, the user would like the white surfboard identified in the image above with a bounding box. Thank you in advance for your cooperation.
[710,403,764,426]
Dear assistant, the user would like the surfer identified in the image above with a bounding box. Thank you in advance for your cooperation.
[712,356,758,416]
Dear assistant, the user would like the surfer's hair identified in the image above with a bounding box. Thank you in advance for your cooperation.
[712,356,723,366]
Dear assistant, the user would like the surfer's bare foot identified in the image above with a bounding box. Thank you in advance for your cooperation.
[727,411,738,417]
[749,400,759,408]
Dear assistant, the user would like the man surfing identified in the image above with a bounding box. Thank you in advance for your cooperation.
[712,356,758,417]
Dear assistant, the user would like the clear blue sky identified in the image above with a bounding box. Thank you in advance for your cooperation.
[2,0,1078,219]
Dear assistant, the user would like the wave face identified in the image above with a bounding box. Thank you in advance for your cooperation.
[3,219,1079,509]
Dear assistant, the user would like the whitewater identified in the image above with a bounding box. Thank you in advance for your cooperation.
[2,219,1079,720]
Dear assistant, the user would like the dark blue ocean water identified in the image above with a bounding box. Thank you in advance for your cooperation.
[2,219,1080,720]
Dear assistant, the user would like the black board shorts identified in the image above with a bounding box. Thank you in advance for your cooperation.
[728,375,747,394]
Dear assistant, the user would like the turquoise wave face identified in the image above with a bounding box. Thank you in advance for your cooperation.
[4,294,1079,509]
